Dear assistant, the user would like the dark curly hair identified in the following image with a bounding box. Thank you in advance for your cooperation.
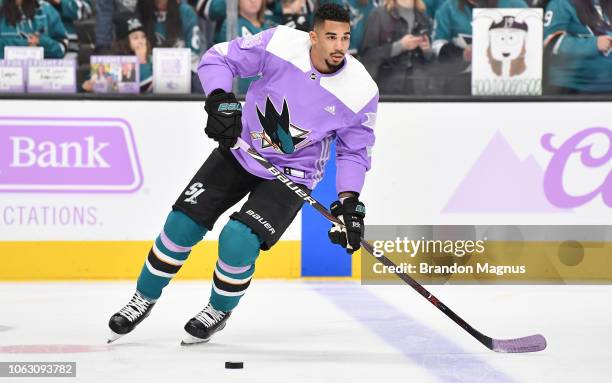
[313,2,350,28]
[0,0,38,27]
[138,0,182,48]
[571,0,611,35]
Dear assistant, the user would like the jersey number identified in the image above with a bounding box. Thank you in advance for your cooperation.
[191,26,201,50]
[544,11,554,27]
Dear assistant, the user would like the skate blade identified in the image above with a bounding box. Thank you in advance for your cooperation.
[180,333,211,346]
[107,330,124,344]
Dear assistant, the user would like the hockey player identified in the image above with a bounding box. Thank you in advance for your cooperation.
[107,2,378,345]
[320,0,379,56]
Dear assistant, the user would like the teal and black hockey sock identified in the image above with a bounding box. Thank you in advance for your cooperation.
[209,219,262,312]
[136,210,206,300]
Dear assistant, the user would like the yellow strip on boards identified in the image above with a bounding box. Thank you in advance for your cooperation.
[351,248,362,280]
[0,241,301,280]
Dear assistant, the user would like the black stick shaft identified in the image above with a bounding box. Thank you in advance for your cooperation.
[232,138,493,350]
[359,241,492,349]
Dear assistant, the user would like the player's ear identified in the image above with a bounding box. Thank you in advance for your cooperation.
[309,30,318,45]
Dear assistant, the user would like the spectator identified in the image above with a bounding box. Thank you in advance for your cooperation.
[194,0,226,23]
[0,0,68,58]
[138,0,201,53]
[139,0,203,92]
[215,0,274,43]
[269,0,311,32]
[194,0,306,47]
[215,0,274,93]
[113,12,153,92]
[432,0,528,94]
[527,0,550,7]
[83,13,153,93]
[48,0,93,58]
[95,0,139,53]
[192,0,227,49]
[543,0,611,94]
[185,0,212,51]
[360,0,434,94]
[322,0,379,55]
[423,0,446,18]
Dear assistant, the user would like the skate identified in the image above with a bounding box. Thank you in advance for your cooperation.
[181,303,231,345]
[107,292,155,343]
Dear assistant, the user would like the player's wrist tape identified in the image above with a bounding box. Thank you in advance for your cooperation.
[334,196,365,219]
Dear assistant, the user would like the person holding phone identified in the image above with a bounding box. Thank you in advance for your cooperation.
[360,0,435,94]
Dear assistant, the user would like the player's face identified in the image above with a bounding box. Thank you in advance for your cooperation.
[311,20,350,71]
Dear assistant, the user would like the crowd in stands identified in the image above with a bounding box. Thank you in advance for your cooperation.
[0,0,610,94]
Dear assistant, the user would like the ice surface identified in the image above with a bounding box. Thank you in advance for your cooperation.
[0,281,610,383]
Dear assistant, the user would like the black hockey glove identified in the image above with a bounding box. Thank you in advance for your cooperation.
[204,89,242,147]
[328,196,365,254]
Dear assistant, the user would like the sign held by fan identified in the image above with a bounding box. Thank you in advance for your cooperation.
[472,8,543,96]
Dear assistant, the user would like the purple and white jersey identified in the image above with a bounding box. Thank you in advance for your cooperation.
[198,26,378,194]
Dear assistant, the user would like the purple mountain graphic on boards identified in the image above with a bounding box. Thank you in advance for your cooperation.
[443,131,569,213]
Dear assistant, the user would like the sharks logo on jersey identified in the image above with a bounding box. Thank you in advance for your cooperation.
[252,97,310,154]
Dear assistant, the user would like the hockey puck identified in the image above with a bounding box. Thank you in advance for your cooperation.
[225,361,244,369]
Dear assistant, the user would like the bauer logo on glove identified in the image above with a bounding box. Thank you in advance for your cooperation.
[204,89,243,148]
[218,102,242,114]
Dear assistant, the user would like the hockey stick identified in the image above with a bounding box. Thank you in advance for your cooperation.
[232,137,547,353]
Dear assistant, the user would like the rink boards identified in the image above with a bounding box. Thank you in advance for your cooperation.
[0,100,610,279]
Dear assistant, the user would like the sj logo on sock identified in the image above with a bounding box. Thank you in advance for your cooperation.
[184,182,206,205]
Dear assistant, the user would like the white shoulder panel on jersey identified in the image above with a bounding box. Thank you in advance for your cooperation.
[213,42,229,56]
[265,26,312,72]
[320,56,378,114]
